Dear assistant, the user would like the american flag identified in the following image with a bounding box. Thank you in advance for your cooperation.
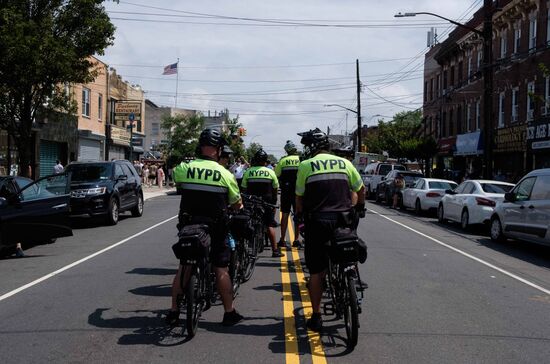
[162,62,178,75]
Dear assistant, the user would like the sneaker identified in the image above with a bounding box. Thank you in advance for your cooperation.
[222,310,244,326]
[277,240,288,249]
[165,310,180,326]
[306,312,323,332]
[292,240,303,249]
[272,250,285,258]
[15,247,25,258]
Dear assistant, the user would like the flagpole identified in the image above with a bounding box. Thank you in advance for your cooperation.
[175,58,179,109]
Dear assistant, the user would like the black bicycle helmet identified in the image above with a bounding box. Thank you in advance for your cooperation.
[333,146,355,160]
[221,145,234,157]
[298,128,330,156]
[199,128,227,147]
[284,140,297,154]
[252,149,268,165]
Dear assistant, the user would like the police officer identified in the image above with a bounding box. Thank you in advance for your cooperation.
[219,145,234,169]
[275,140,302,249]
[295,128,366,332]
[241,149,284,258]
[167,128,244,327]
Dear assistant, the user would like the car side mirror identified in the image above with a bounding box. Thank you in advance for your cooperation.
[117,175,128,181]
[445,189,455,195]
[504,192,516,202]
[0,197,7,208]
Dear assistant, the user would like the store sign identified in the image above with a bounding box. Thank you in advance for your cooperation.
[110,125,131,145]
[131,137,143,147]
[114,101,142,121]
[438,136,456,154]
[526,121,550,150]
[494,125,526,153]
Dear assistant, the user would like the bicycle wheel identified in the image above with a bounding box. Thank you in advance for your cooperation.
[344,274,359,348]
[229,249,241,297]
[242,238,256,282]
[185,273,200,338]
[256,224,265,253]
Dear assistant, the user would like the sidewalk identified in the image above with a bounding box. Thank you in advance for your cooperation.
[143,186,176,201]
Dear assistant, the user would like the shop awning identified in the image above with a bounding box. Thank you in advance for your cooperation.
[132,146,144,153]
[455,131,483,156]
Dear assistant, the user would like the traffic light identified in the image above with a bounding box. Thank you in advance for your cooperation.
[237,127,247,136]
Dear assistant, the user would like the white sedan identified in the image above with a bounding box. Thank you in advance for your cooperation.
[437,180,515,230]
[402,178,458,214]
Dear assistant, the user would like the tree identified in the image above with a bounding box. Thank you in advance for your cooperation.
[161,112,204,162]
[223,115,245,158]
[0,0,116,176]
[245,142,263,163]
[365,110,422,158]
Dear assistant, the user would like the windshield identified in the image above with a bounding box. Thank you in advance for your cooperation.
[66,164,113,182]
[394,165,406,171]
[429,181,458,190]
[400,174,422,184]
[481,183,513,193]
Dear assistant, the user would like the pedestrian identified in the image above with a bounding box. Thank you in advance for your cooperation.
[133,160,142,177]
[392,172,405,209]
[150,164,158,186]
[157,165,165,189]
[230,157,247,188]
[142,164,150,187]
[53,159,64,174]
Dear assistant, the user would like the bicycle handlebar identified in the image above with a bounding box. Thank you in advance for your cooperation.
[241,193,279,209]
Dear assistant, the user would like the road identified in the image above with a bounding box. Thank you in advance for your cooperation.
[1,194,550,363]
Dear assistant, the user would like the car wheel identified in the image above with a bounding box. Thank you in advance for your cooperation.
[131,193,144,217]
[437,204,446,223]
[106,198,119,225]
[415,199,422,215]
[461,209,470,231]
[490,217,506,242]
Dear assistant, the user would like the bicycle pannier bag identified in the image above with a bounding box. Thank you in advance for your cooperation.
[230,214,254,239]
[329,227,359,263]
[172,224,211,262]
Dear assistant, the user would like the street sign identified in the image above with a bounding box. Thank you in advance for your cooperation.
[129,113,135,121]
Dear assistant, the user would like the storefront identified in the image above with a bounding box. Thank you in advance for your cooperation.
[107,125,131,161]
[527,120,550,170]
[78,130,105,161]
[493,124,526,181]
[454,131,484,179]
[436,136,457,180]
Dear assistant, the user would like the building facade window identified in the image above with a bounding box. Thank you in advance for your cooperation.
[458,61,463,85]
[514,21,521,53]
[498,92,505,128]
[82,88,90,117]
[151,122,160,136]
[450,65,455,87]
[449,109,454,136]
[430,78,434,101]
[527,81,535,121]
[477,49,482,70]
[443,69,448,91]
[500,30,507,58]
[467,56,472,81]
[98,94,103,121]
[529,14,537,51]
[475,99,481,130]
[437,74,441,96]
[512,87,519,123]
[457,106,463,134]
[424,81,428,102]
[467,103,472,132]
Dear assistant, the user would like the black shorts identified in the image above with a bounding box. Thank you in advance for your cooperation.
[304,217,339,274]
[280,187,296,214]
[179,224,231,268]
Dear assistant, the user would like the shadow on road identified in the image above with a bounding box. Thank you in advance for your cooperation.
[126,268,177,276]
[129,284,172,297]
[253,283,283,293]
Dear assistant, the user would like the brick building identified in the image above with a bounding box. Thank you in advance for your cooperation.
[422,0,550,181]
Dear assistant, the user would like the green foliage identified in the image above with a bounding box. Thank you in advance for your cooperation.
[161,112,204,161]
[245,142,263,163]
[0,0,116,175]
[223,115,245,158]
[366,110,422,158]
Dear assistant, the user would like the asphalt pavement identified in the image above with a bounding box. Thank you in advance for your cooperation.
[1,194,549,363]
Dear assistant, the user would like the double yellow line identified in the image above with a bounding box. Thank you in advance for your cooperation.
[279,213,327,364]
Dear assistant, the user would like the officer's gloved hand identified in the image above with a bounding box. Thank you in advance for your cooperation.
[355,203,366,219]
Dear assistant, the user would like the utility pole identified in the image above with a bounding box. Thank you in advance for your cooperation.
[482,0,494,179]
[356,59,362,152]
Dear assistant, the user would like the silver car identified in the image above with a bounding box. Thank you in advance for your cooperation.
[490,169,550,246]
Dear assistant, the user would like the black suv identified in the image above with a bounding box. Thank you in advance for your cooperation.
[65,160,144,225]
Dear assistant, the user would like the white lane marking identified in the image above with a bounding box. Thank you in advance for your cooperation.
[369,208,550,296]
[0,215,178,303]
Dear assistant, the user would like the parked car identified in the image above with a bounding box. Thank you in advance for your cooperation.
[376,170,424,205]
[65,160,144,225]
[0,173,72,254]
[364,162,406,199]
[402,178,458,214]
[438,180,514,230]
[490,169,550,246]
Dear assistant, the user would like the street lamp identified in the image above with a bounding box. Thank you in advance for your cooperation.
[395,1,496,179]
[325,104,362,151]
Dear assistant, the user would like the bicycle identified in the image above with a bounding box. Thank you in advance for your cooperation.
[323,228,366,349]
[172,219,216,338]
[242,194,278,256]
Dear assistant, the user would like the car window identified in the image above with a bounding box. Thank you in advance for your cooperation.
[462,183,476,194]
[14,177,32,190]
[530,176,550,200]
[378,164,392,176]
[122,164,134,179]
[20,174,69,202]
[429,181,457,190]
[454,182,467,194]
[414,180,425,189]
[0,179,17,198]
[394,165,406,171]
[481,183,514,194]
[115,164,125,178]
[402,174,421,185]
[66,163,113,182]
[514,177,537,201]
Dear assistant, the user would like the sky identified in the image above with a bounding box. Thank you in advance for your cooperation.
[101,0,482,158]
